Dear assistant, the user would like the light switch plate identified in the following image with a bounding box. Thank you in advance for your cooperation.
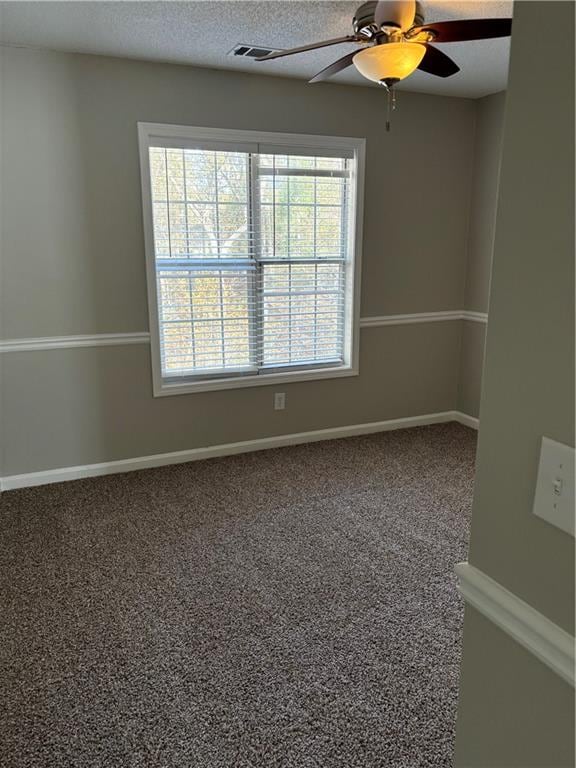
[532,437,575,537]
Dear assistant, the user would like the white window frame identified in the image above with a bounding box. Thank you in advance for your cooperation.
[138,122,365,397]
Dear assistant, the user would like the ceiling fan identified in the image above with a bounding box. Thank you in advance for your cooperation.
[256,1,512,94]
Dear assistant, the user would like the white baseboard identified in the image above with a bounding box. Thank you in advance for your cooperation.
[453,411,479,429]
[1,410,477,491]
[456,563,575,687]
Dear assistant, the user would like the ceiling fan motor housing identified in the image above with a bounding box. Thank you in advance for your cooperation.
[352,0,424,37]
[353,1,378,36]
[353,1,423,36]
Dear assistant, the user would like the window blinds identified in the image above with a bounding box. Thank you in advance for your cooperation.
[149,143,354,381]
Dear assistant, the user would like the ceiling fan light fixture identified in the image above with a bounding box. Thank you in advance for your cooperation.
[353,42,426,83]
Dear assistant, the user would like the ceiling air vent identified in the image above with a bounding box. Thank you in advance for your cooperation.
[229,44,281,59]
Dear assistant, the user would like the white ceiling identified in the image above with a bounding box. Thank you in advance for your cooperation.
[0,1,513,97]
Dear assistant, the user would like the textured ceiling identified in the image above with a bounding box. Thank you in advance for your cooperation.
[0,1,513,97]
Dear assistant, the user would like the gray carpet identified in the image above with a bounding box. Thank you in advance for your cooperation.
[1,423,476,768]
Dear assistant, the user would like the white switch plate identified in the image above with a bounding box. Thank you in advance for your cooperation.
[532,437,575,537]
[274,392,286,410]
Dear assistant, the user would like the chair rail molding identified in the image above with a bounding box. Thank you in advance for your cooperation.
[0,311,488,352]
[0,332,151,352]
[360,311,462,327]
[456,562,575,687]
[461,310,489,323]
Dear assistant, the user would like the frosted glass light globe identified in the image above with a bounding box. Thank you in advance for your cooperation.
[353,43,426,83]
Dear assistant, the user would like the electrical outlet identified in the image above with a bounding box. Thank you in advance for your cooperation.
[274,392,286,410]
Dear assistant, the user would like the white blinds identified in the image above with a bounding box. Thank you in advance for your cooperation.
[149,144,354,380]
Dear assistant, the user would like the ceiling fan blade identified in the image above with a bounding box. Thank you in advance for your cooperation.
[409,18,512,43]
[417,44,460,78]
[309,51,359,83]
[255,35,359,62]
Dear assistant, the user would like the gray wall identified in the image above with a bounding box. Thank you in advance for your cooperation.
[1,46,480,477]
[465,92,506,315]
[455,2,575,766]
[456,610,575,768]
[457,320,486,419]
[458,91,506,418]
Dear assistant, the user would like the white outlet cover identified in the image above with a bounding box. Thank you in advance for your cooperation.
[532,437,575,537]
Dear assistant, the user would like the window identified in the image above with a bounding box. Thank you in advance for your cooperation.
[138,124,364,395]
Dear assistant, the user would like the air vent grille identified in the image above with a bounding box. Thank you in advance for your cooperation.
[229,44,281,59]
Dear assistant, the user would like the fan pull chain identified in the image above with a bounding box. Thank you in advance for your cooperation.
[385,86,397,133]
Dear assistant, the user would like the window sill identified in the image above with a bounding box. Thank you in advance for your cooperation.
[153,365,359,397]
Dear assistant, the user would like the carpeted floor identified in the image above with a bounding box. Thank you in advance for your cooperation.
[1,422,476,768]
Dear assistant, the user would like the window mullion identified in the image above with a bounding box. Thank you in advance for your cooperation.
[340,159,351,354]
[249,151,263,372]
[313,166,318,362]
[211,153,226,369]
[181,149,197,368]
[287,163,292,365]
